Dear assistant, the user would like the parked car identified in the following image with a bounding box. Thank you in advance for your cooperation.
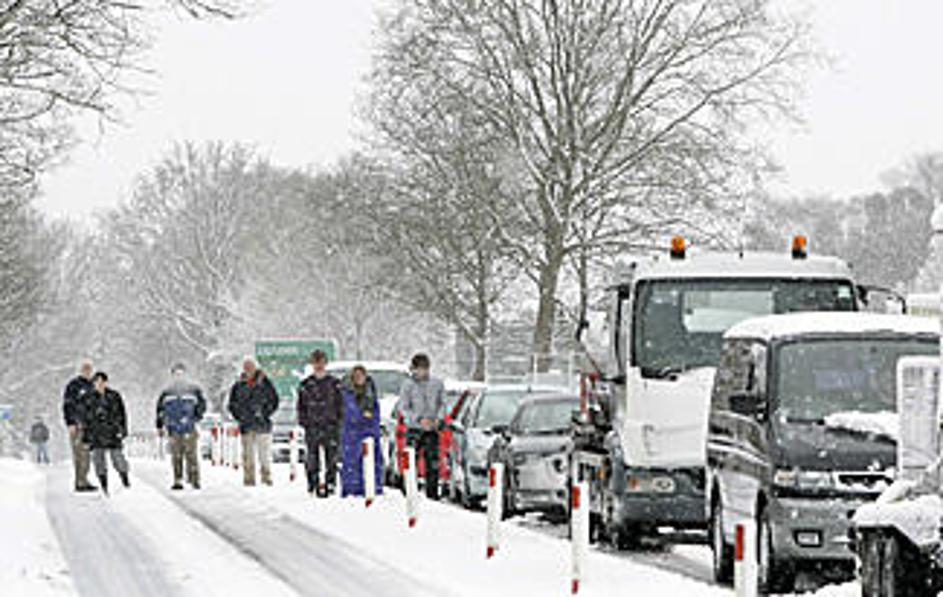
[449,384,563,509]
[706,312,938,593]
[489,393,579,519]
[327,361,409,484]
[198,412,223,460]
[272,404,304,464]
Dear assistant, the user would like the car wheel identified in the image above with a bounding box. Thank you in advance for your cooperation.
[461,467,473,510]
[710,498,734,585]
[758,506,794,594]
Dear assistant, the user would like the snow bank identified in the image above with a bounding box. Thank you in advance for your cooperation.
[823,410,898,441]
[0,458,76,596]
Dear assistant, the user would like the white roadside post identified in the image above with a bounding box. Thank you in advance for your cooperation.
[405,446,419,527]
[210,424,220,466]
[363,437,376,507]
[233,426,242,470]
[486,462,504,559]
[318,445,327,494]
[734,520,758,597]
[289,428,299,483]
[570,481,589,594]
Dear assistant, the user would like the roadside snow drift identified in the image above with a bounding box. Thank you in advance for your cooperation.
[0,458,75,596]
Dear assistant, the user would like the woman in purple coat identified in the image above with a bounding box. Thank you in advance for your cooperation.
[340,365,383,497]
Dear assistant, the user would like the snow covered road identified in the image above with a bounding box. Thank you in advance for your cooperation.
[0,457,898,596]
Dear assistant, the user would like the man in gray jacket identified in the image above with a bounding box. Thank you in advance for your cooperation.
[398,353,445,500]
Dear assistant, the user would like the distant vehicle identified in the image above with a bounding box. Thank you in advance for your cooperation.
[706,313,938,593]
[272,405,304,463]
[489,394,579,519]
[326,360,409,484]
[449,384,564,509]
[198,412,223,460]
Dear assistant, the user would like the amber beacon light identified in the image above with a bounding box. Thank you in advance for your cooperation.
[791,235,808,259]
[670,236,686,259]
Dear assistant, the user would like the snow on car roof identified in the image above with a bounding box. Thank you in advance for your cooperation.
[616,251,853,283]
[484,383,568,395]
[324,360,409,373]
[725,312,939,342]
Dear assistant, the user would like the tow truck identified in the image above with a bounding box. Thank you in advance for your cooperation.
[571,236,863,547]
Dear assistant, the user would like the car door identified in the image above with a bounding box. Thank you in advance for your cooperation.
[710,338,770,538]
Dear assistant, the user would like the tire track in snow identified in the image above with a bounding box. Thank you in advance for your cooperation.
[135,463,449,597]
[45,465,180,597]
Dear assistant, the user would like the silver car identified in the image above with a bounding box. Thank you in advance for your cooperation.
[490,394,578,518]
[449,385,564,508]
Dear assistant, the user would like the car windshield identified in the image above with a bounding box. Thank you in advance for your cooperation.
[774,337,937,422]
[477,391,532,429]
[516,400,578,434]
[633,278,856,375]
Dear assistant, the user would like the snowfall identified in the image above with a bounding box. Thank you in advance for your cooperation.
[2,455,869,597]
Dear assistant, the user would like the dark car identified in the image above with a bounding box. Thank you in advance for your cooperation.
[489,394,579,519]
[448,384,564,509]
[706,312,937,593]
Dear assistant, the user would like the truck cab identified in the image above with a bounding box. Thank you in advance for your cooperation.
[573,237,860,547]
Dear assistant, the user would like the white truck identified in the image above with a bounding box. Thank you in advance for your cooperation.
[572,236,863,546]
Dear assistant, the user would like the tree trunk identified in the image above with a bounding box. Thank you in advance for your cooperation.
[472,341,486,382]
[532,250,564,373]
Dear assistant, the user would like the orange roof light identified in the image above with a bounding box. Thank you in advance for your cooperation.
[792,235,808,259]
[670,236,686,259]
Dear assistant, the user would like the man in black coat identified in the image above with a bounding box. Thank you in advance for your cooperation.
[228,358,279,486]
[82,371,130,495]
[296,350,343,496]
[63,360,95,491]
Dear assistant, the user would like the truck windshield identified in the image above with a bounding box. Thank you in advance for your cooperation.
[633,278,855,375]
[774,337,937,422]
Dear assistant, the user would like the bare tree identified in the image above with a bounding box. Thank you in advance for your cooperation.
[372,0,813,369]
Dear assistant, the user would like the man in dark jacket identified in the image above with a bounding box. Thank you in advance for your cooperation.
[63,360,95,491]
[82,371,130,495]
[228,357,279,486]
[29,417,50,464]
[157,363,207,490]
[399,353,446,500]
[296,350,343,496]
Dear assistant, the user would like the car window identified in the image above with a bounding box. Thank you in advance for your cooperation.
[516,400,578,434]
[476,391,529,429]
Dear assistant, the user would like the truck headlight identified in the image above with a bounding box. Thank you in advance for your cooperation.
[774,469,835,490]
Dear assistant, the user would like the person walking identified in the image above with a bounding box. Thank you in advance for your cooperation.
[156,363,207,490]
[81,372,130,495]
[29,416,50,464]
[63,360,96,491]
[228,357,278,486]
[340,365,383,498]
[399,353,446,500]
[296,350,343,497]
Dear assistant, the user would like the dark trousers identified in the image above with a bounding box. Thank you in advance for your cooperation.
[408,429,440,500]
[305,427,339,493]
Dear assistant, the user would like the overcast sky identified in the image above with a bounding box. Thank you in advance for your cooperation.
[34,0,943,220]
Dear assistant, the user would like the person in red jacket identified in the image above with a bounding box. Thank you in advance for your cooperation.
[296,350,344,497]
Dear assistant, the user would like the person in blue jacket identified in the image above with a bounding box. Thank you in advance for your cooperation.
[340,365,383,498]
[156,363,207,490]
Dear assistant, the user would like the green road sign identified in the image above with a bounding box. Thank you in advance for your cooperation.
[255,339,337,403]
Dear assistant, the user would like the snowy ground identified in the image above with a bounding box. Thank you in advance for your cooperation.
[0,456,890,596]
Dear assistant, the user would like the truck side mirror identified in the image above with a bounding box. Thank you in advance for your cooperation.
[729,393,767,422]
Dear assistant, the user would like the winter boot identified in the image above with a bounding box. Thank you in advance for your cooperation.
[120,472,130,488]
[98,474,109,496]
[171,482,183,490]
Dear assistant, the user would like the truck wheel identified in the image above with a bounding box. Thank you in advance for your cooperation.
[710,498,733,585]
[758,507,794,594]
[859,531,883,597]
[880,531,924,597]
